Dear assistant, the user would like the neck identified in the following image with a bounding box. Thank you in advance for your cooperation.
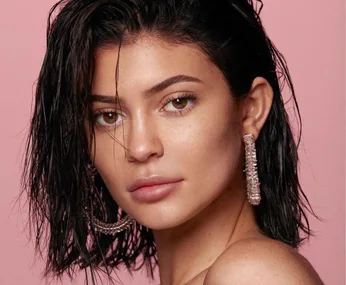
[152,180,259,285]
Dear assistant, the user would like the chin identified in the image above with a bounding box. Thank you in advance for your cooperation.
[130,203,203,231]
[140,214,188,231]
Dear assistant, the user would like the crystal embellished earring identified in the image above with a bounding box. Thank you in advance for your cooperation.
[243,134,261,206]
[86,210,135,235]
[86,163,135,235]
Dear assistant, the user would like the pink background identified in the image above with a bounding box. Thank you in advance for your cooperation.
[0,0,344,284]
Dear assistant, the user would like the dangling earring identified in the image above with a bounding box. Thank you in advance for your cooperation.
[89,213,135,235]
[86,163,135,235]
[243,133,261,206]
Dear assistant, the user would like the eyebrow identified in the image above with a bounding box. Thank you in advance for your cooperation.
[90,74,203,104]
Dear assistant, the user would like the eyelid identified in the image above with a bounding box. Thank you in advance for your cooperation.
[91,108,125,129]
[92,107,123,117]
[160,92,197,109]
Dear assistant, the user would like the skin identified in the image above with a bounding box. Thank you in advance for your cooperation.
[86,35,323,285]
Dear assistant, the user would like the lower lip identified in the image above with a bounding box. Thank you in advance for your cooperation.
[130,180,182,202]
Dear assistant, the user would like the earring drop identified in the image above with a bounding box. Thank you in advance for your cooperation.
[243,133,261,206]
[86,163,135,235]
[86,209,135,235]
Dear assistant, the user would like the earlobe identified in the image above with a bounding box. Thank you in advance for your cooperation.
[241,77,274,140]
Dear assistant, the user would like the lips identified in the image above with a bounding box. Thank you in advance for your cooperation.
[128,176,183,193]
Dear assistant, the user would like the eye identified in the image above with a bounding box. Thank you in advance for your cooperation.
[163,93,197,113]
[92,110,123,129]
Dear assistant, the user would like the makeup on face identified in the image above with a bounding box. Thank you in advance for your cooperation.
[87,36,242,230]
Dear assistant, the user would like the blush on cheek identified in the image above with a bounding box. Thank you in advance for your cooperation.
[201,110,242,180]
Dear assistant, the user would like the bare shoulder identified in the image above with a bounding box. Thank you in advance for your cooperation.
[204,237,324,285]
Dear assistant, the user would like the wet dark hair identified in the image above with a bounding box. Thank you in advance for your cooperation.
[22,0,315,283]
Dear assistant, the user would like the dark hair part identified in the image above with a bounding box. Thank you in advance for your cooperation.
[22,0,315,283]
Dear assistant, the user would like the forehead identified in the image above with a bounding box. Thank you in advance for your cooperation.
[91,36,225,96]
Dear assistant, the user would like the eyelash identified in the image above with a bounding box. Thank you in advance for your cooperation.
[92,93,198,130]
[160,93,197,115]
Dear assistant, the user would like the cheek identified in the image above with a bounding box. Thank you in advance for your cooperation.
[159,103,243,223]
[182,104,243,201]
[170,101,242,174]
[197,116,242,187]
[91,133,128,197]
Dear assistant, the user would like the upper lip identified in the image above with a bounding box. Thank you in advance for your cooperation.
[128,175,182,192]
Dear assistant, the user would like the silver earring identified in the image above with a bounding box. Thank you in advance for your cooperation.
[243,133,261,206]
[86,163,135,235]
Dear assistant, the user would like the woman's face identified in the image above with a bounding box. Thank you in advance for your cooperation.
[87,36,244,229]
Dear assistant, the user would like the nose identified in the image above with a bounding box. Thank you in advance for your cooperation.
[124,114,164,163]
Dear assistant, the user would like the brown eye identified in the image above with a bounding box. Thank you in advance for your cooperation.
[93,111,121,128]
[102,112,118,124]
[171,98,189,109]
[163,94,197,113]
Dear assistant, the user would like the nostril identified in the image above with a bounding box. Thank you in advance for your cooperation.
[124,140,164,163]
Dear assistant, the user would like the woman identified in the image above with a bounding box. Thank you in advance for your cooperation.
[22,0,324,284]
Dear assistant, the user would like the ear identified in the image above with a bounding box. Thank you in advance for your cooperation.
[240,77,273,140]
